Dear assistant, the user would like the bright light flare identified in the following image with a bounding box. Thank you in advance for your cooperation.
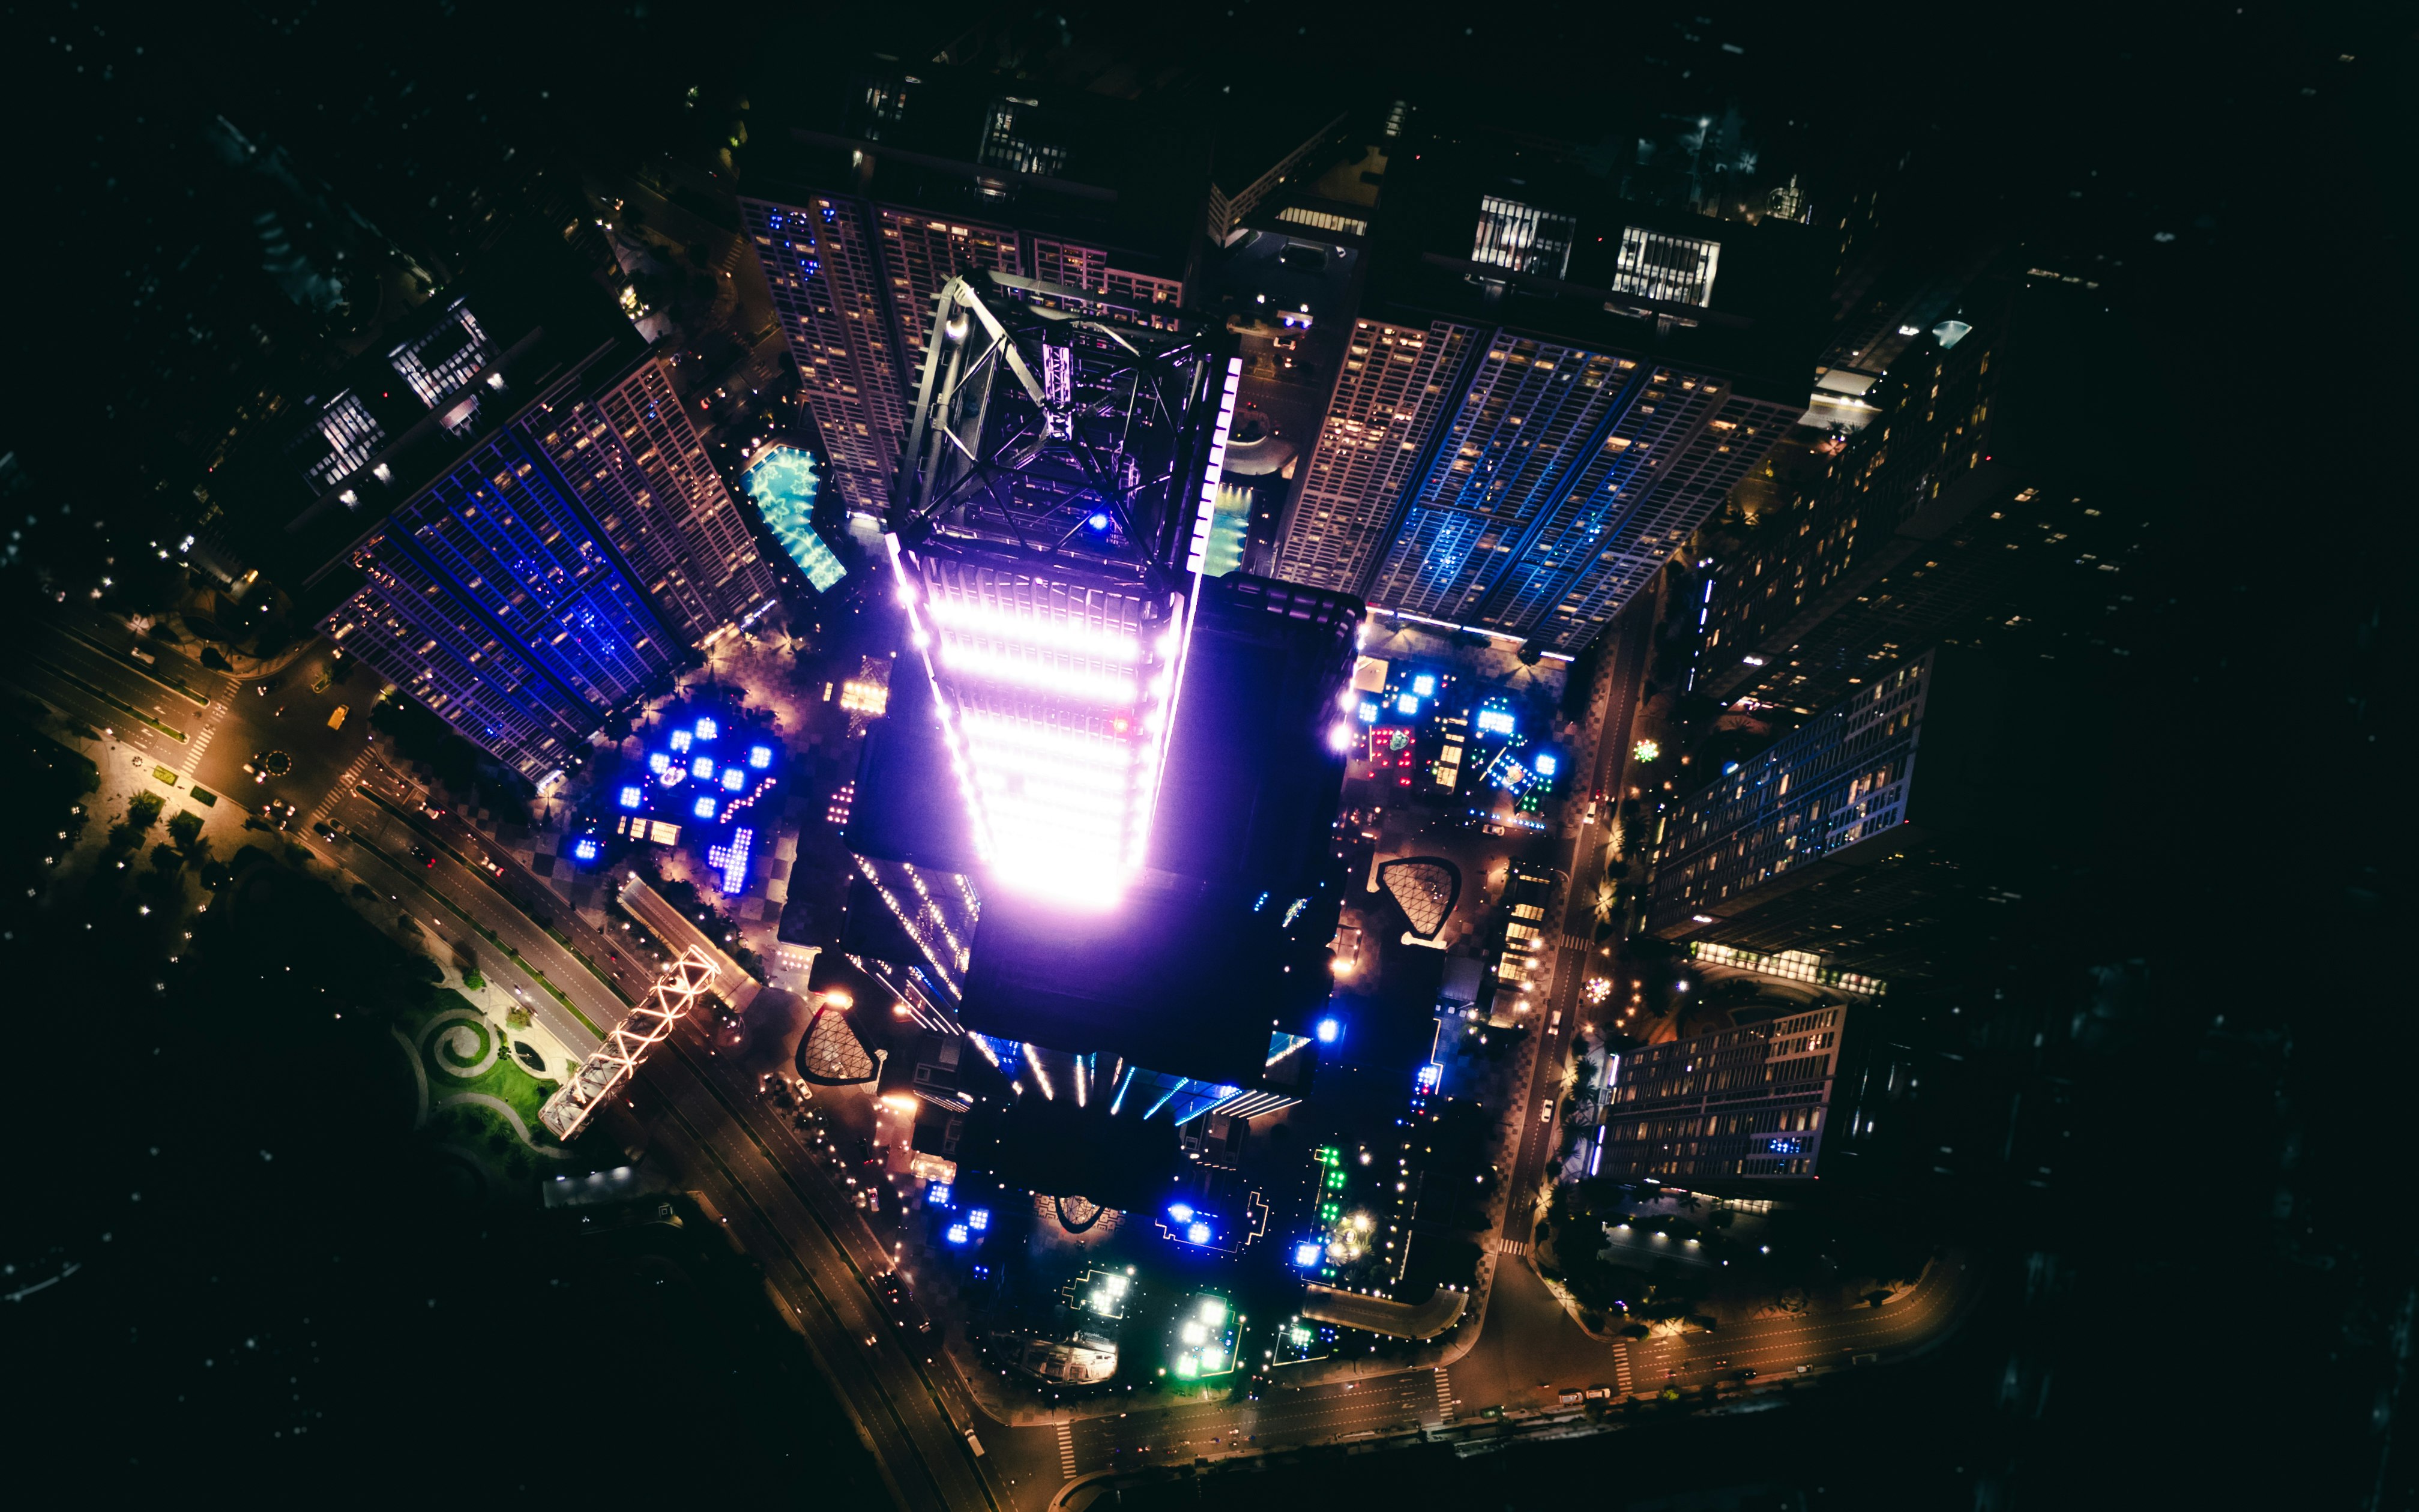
[940,639,1137,704]
[924,597,1142,661]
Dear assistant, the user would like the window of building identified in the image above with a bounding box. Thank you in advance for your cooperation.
[1471,196,1577,279]
[1611,226,1722,307]
[390,301,496,409]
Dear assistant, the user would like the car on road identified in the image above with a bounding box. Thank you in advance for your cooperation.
[253,678,282,697]
[1734,1369,1759,1382]
[129,646,157,666]
[1712,1358,1730,1369]
[873,1271,932,1336]
[411,843,437,868]
[326,704,348,731]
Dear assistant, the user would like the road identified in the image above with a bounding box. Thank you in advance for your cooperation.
[1629,1250,1981,1393]
[2,608,372,817]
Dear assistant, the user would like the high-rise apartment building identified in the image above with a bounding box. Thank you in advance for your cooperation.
[1698,270,2152,714]
[1269,130,1825,652]
[1597,1003,1850,1182]
[1645,647,2043,978]
[535,357,782,645]
[243,233,780,782]
[738,61,1203,517]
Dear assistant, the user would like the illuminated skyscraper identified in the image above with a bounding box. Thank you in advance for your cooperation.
[1270,129,1825,651]
[839,271,1351,1212]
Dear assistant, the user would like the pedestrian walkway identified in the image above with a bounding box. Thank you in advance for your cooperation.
[181,695,233,778]
[1557,931,1596,951]
[1492,1236,1529,1257]
[1431,1366,1455,1424]
[1612,1344,1634,1397]
[1056,1420,1076,1480]
[308,749,374,825]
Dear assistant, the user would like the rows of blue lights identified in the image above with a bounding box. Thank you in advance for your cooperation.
[604,711,784,895]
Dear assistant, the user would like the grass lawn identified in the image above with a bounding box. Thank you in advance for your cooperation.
[398,992,561,1141]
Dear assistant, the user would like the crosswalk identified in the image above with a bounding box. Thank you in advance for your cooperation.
[1558,932,1596,952]
[181,697,232,777]
[309,751,376,825]
[1056,1420,1076,1479]
[1431,1366,1455,1424]
[1492,1236,1529,1256]
[1612,1344,1634,1397]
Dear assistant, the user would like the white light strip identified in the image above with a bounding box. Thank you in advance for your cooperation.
[1024,1042,1055,1101]
[1185,358,1245,574]
[956,714,1135,768]
[940,637,1138,705]
[960,741,1133,787]
[925,596,1142,661]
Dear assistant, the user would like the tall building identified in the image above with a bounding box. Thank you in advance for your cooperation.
[1643,646,2059,979]
[1597,1002,1851,1182]
[243,233,780,782]
[737,60,1217,517]
[1269,128,1827,652]
[1698,268,2153,714]
[837,271,1354,1221]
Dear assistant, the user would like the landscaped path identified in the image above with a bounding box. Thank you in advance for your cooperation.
[435,1091,578,1159]
[420,1007,500,1079]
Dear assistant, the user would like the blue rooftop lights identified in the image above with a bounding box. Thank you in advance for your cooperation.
[1294,1241,1325,1268]
[1396,693,1420,716]
[721,767,746,791]
[749,744,774,770]
[945,1223,971,1245]
[619,785,643,810]
[693,796,718,819]
[966,1208,990,1232]
[1534,752,1559,777]
[1315,1016,1342,1044]
[691,756,715,779]
[670,729,693,753]
[1167,1203,1195,1224]
[929,1183,953,1208]
[1086,511,1112,532]
[1475,707,1516,736]
[694,717,718,741]
[1188,1221,1212,1245]
[648,752,671,774]
[573,837,598,862]
[1357,699,1380,724]
[1412,673,1436,697]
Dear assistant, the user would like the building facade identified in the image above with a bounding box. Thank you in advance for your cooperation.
[279,250,777,782]
[1698,271,2154,714]
[1642,644,2054,980]
[532,355,782,645]
[740,194,1184,517]
[1597,1004,1849,1182]
[324,414,686,783]
[1270,132,1823,652]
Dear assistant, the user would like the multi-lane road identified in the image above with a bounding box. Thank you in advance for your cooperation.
[15,610,1980,1512]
